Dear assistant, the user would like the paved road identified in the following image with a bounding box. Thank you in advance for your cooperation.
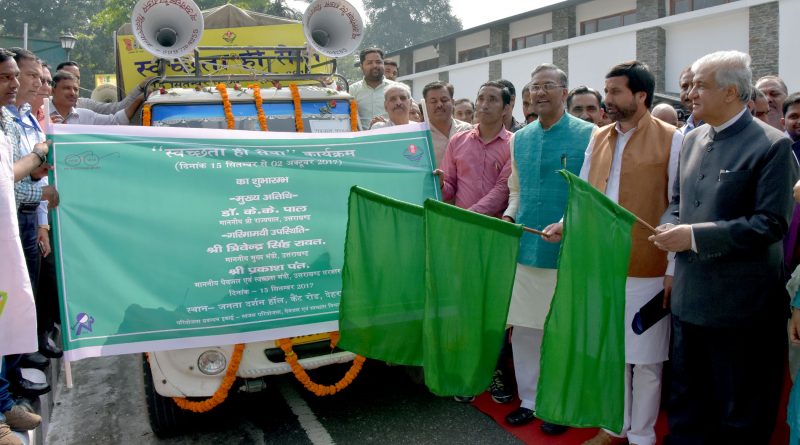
[47,354,521,444]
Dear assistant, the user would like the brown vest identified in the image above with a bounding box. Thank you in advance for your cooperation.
[588,112,675,277]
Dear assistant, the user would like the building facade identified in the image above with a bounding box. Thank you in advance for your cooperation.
[387,0,798,120]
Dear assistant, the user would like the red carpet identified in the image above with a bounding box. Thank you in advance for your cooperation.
[471,365,791,445]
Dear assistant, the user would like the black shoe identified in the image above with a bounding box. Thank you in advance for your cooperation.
[540,421,568,435]
[18,352,48,370]
[453,395,476,403]
[38,338,62,359]
[12,378,51,398]
[505,407,535,426]
[489,369,513,404]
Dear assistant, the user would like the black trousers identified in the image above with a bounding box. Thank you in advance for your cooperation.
[665,314,786,445]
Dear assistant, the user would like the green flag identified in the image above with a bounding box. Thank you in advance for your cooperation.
[339,190,522,396]
[422,199,522,396]
[535,170,636,432]
[338,187,425,366]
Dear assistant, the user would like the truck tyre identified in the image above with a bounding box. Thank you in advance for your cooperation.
[142,353,190,437]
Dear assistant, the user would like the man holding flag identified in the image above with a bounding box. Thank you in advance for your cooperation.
[652,51,796,445]
[501,63,594,435]
[546,61,681,445]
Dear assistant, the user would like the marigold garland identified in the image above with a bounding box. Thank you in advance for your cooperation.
[349,100,358,132]
[171,344,245,413]
[216,83,235,130]
[276,334,366,396]
[249,84,268,132]
[289,83,304,133]
[142,104,152,127]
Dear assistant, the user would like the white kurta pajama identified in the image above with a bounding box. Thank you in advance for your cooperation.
[0,133,38,357]
[578,122,682,445]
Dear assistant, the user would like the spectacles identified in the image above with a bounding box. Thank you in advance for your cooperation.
[530,84,565,93]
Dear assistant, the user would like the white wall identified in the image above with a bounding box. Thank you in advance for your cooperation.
[449,63,491,102]
[501,49,554,120]
[664,9,749,93]
[456,29,491,54]
[413,46,438,65]
[509,13,552,41]
[568,31,636,91]
[576,0,637,24]
[411,74,439,100]
[779,0,800,92]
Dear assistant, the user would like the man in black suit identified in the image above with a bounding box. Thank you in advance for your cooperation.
[651,50,798,445]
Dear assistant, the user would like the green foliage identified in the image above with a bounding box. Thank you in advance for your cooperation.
[0,0,304,91]
[362,0,462,53]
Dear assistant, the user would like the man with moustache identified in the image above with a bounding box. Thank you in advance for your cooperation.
[423,81,472,168]
[567,85,607,125]
[50,71,142,125]
[349,47,397,130]
[370,83,412,129]
[546,61,681,445]
[520,82,538,124]
[756,75,788,131]
[678,67,702,135]
[56,61,145,115]
[503,63,594,435]
[652,51,796,445]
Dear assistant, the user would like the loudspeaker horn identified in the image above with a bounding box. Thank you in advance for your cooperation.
[131,0,204,59]
[91,83,119,103]
[303,0,364,58]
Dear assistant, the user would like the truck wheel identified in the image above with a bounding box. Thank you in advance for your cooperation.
[142,353,190,437]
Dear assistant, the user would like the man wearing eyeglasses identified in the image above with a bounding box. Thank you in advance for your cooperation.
[501,63,594,435]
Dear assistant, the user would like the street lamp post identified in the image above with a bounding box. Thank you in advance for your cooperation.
[59,31,77,61]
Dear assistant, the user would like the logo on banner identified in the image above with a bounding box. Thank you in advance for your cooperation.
[72,312,95,336]
[403,144,423,162]
[64,151,120,170]
[222,30,237,44]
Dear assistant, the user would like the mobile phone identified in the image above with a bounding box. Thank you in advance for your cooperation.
[38,241,45,254]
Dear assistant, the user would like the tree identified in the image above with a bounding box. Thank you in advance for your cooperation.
[361,0,462,53]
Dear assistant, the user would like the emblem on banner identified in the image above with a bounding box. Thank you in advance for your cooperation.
[403,144,423,162]
[72,312,95,336]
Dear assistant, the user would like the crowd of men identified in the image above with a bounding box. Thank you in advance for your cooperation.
[349,45,800,445]
[1,40,799,445]
[0,47,144,445]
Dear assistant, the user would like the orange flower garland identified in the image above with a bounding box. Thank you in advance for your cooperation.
[216,83,235,129]
[276,334,366,396]
[171,343,245,413]
[142,104,152,127]
[249,84,268,131]
[349,100,358,131]
[289,83,304,133]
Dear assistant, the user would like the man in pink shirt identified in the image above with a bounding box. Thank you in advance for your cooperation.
[435,81,512,218]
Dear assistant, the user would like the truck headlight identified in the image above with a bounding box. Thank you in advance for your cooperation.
[197,350,227,375]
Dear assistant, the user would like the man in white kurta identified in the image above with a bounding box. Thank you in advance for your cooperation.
[502,64,595,435]
[547,61,681,445]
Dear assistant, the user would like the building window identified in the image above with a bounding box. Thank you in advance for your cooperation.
[458,45,489,63]
[581,10,637,35]
[415,58,439,73]
[511,30,554,51]
[671,0,736,14]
